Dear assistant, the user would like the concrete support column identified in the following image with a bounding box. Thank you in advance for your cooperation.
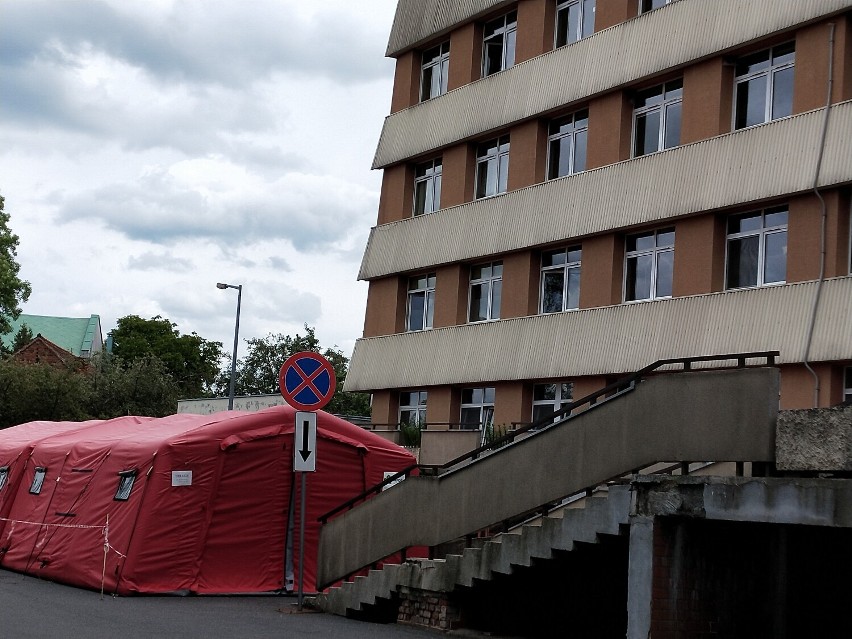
[587,91,632,169]
[516,0,554,64]
[448,23,481,90]
[501,250,539,318]
[681,57,734,143]
[434,264,469,328]
[626,516,654,639]
[442,143,475,207]
[363,277,405,337]
[579,233,624,308]
[508,119,548,191]
[378,164,414,224]
[390,51,421,113]
[596,0,639,31]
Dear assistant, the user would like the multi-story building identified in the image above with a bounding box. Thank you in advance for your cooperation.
[346,0,852,464]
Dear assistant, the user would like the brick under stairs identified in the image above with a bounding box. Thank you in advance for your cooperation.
[314,483,632,617]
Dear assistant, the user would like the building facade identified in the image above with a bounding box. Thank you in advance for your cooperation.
[347,0,852,463]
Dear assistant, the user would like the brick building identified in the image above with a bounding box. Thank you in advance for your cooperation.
[345,0,852,464]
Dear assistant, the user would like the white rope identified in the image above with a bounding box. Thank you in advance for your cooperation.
[0,516,104,530]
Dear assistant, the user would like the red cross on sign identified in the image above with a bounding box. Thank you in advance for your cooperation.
[279,351,337,412]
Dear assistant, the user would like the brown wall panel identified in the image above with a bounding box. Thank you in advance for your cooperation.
[673,214,725,296]
[434,264,470,328]
[494,381,530,428]
[788,191,850,283]
[370,389,397,425]
[442,143,475,206]
[449,22,481,90]
[682,57,734,143]
[794,20,837,114]
[580,234,624,308]
[502,250,539,318]
[516,0,553,64]
[596,0,639,31]
[425,386,458,427]
[378,164,413,224]
[587,91,631,169]
[779,363,837,409]
[391,51,421,113]
[363,277,405,337]
[508,119,548,190]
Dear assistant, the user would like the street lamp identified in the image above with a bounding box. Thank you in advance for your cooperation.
[217,282,242,410]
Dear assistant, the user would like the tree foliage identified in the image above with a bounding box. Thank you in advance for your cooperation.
[0,359,90,428]
[85,353,180,419]
[0,195,32,335]
[219,325,370,416]
[11,323,34,353]
[110,315,224,398]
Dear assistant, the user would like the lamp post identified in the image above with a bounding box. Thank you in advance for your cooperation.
[217,282,242,410]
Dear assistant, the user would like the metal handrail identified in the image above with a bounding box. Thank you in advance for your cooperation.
[317,351,779,524]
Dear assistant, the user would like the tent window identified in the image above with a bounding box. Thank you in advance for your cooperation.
[29,467,47,495]
[114,470,137,501]
[0,466,8,491]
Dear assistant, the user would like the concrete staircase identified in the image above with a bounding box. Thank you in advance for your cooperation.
[315,484,632,617]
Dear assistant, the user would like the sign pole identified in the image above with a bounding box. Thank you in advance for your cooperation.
[298,470,306,611]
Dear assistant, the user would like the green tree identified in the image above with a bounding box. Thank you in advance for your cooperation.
[0,195,32,335]
[85,352,179,418]
[110,315,224,398]
[0,359,89,429]
[10,323,33,353]
[220,325,370,416]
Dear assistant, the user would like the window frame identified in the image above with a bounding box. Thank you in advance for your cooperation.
[406,273,436,332]
[482,11,517,78]
[460,387,496,431]
[413,157,442,216]
[399,390,428,427]
[114,469,138,502]
[0,466,8,492]
[733,42,795,130]
[547,109,588,180]
[554,0,595,48]
[845,367,852,404]
[632,79,682,157]
[540,247,582,314]
[640,0,677,13]
[624,228,675,302]
[475,135,510,199]
[532,382,574,425]
[29,467,47,495]
[725,206,788,290]
[468,261,503,323]
[420,41,450,102]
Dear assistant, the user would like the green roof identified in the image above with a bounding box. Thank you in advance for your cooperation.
[1,314,103,357]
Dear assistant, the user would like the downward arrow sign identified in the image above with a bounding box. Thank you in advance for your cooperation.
[299,421,312,462]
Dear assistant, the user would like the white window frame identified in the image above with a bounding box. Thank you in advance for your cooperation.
[844,367,852,403]
[555,0,595,48]
[420,41,449,102]
[734,42,795,130]
[725,207,788,290]
[468,261,503,323]
[413,158,442,216]
[482,11,517,78]
[640,0,677,13]
[475,135,510,199]
[460,387,495,431]
[406,273,436,331]
[624,228,675,302]
[632,79,682,157]
[547,109,588,179]
[532,382,574,425]
[399,390,428,427]
[540,247,582,313]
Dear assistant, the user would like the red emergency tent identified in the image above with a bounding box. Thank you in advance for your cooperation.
[0,406,414,594]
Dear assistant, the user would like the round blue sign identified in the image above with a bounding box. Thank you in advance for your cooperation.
[279,352,336,411]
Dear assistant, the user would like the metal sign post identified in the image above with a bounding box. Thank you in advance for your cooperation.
[280,353,334,612]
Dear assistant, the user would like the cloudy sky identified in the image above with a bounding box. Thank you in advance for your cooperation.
[0,0,398,360]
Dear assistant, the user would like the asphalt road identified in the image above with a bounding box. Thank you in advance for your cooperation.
[0,570,442,639]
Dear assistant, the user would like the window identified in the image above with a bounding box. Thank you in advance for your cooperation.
[532,382,573,424]
[413,158,442,216]
[547,110,588,179]
[640,0,676,12]
[469,261,502,322]
[540,247,581,313]
[633,80,682,157]
[482,11,517,77]
[625,228,675,301]
[845,367,852,403]
[475,136,510,199]
[399,391,428,426]
[734,43,795,130]
[0,466,8,492]
[406,273,436,331]
[421,42,449,101]
[29,467,46,495]
[555,0,595,47]
[114,470,137,501]
[460,387,495,430]
[726,207,788,289]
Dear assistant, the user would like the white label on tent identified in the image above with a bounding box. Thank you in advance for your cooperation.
[171,470,193,486]
[382,471,405,491]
